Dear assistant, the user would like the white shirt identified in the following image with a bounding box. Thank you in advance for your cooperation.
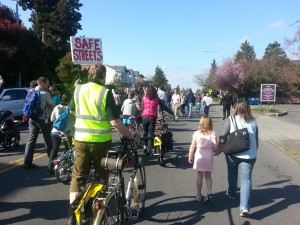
[157,89,167,102]
[202,96,212,106]
[171,94,181,104]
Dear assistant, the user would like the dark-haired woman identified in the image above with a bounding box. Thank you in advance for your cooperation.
[220,100,259,218]
[141,86,174,152]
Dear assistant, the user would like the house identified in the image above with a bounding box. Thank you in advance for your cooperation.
[105,65,144,87]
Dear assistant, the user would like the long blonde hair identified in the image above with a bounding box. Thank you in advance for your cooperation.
[199,116,213,134]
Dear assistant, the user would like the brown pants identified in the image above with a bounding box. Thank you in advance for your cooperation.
[70,140,111,192]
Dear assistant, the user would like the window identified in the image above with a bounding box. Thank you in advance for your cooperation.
[2,90,17,100]
[16,90,28,99]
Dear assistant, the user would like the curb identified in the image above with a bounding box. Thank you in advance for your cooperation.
[265,111,288,117]
[268,140,300,165]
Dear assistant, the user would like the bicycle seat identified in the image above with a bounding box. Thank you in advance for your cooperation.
[108,146,124,158]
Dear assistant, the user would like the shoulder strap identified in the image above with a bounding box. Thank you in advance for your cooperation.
[230,116,238,131]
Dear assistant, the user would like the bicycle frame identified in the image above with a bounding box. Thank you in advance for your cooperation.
[93,138,146,224]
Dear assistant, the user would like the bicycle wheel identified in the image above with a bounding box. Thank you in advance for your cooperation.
[95,190,125,225]
[3,129,19,150]
[156,145,165,166]
[133,165,146,216]
[55,157,72,184]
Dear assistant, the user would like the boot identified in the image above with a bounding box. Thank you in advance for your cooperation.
[67,205,76,225]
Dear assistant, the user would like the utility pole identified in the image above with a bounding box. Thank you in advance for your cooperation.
[13,0,22,87]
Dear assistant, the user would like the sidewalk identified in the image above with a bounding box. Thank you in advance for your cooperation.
[256,114,300,163]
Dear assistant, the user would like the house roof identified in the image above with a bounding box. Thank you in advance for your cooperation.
[109,65,127,71]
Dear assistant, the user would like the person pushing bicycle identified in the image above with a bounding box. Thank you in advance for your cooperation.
[68,63,135,225]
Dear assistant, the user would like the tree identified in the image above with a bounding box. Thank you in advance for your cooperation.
[213,59,247,96]
[194,59,218,93]
[152,66,168,88]
[18,0,82,78]
[0,5,46,86]
[263,41,290,65]
[235,40,256,62]
[285,29,300,58]
[55,52,87,93]
[0,3,17,23]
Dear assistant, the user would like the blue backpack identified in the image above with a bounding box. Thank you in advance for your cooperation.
[22,88,42,121]
[53,106,70,132]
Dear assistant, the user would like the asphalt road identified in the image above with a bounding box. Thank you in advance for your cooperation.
[1,106,300,225]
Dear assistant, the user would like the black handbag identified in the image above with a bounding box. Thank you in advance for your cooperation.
[219,116,250,155]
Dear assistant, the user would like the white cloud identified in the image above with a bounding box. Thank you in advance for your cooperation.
[269,20,284,28]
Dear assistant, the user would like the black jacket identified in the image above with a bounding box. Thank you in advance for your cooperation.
[220,95,233,105]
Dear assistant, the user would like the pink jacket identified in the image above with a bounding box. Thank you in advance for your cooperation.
[142,96,159,117]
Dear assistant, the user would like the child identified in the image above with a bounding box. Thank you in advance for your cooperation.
[121,91,140,125]
[48,93,75,174]
[195,101,201,118]
[188,116,219,204]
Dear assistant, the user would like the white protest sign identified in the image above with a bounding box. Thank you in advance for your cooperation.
[70,36,103,64]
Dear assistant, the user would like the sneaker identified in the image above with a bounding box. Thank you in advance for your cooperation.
[143,145,147,153]
[226,191,236,200]
[174,116,178,122]
[195,194,202,202]
[204,194,213,204]
[195,194,205,203]
[240,209,250,217]
[23,163,37,170]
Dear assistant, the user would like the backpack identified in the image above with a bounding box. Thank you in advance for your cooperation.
[161,131,174,152]
[53,106,70,132]
[22,88,42,121]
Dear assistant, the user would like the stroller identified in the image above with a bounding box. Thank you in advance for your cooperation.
[0,111,20,151]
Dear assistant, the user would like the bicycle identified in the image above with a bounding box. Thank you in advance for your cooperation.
[148,116,174,167]
[121,116,143,146]
[52,132,74,184]
[72,137,146,225]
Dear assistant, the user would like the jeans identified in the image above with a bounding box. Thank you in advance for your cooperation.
[188,103,193,118]
[48,135,72,171]
[223,104,231,118]
[24,118,53,166]
[142,116,156,148]
[226,155,256,211]
[204,105,210,115]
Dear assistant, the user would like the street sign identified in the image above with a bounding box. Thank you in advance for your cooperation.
[260,84,276,102]
[208,89,212,93]
[70,36,103,65]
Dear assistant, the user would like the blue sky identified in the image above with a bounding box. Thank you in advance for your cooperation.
[3,0,300,91]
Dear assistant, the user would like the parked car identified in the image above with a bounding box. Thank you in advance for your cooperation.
[247,97,260,105]
[0,88,30,117]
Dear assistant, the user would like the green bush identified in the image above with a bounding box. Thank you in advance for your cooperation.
[252,105,279,113]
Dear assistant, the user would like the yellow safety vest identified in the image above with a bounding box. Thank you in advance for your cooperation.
[74,82,112,142]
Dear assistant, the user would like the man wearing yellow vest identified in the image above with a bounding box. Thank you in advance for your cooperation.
[68,63,134,224]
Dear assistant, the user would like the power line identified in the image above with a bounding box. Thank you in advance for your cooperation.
[289,20,300,27]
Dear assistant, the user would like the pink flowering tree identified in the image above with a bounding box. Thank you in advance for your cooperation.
[213,59,247,95]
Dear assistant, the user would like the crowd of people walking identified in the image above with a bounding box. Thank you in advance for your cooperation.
[20,63,258,221]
